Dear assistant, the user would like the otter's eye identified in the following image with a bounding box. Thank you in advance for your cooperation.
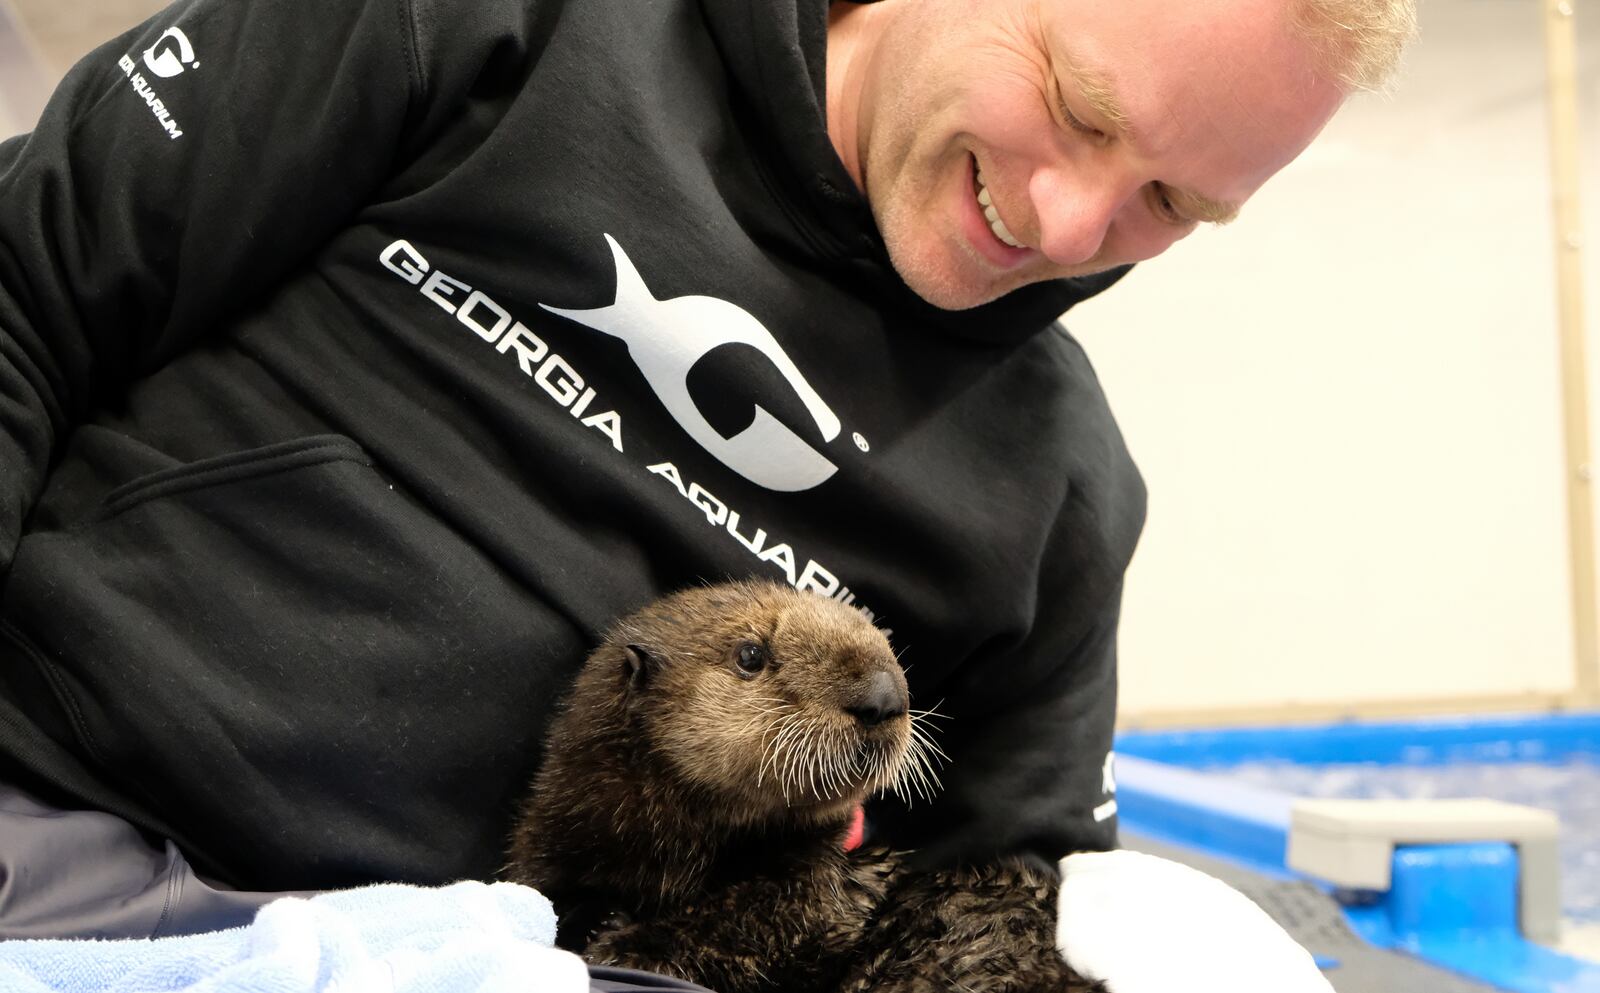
[736,643,768,676]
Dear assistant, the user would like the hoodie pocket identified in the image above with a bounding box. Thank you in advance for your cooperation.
[89,435,373,523]
[0,433,584,886]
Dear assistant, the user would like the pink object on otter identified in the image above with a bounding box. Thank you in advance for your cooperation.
[843,807,866,852]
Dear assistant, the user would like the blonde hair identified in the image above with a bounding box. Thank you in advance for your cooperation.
[1292,0,1419,91]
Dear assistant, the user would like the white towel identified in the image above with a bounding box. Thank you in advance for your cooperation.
[0,880,589,993]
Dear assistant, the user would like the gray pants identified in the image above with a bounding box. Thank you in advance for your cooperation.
[0,780,711,991]
[0,779,292,941]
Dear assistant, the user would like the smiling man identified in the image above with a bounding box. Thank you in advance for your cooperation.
[0,0,1409,988]
[827,0,1393,308]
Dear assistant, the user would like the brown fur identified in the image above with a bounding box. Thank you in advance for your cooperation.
[503,580,1104,993]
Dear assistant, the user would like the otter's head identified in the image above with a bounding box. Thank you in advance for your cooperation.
[603,580,940,830]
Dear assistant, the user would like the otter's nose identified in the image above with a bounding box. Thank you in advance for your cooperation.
[847,670,907,728]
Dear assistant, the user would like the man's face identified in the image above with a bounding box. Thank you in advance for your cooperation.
[828,0,1348,310]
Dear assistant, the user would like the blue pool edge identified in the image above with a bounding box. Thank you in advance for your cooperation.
[1114,714,1600,993]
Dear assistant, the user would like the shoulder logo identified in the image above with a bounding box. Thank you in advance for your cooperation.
[119,28,192,140]
[143,27,199,78]
[543,235,843,493]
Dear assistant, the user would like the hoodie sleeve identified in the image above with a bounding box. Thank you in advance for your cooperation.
[0,0,537,572]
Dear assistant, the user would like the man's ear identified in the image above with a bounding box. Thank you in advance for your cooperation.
[622,644,662,692]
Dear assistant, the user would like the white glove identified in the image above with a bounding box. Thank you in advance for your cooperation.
[1056,849,1336,993]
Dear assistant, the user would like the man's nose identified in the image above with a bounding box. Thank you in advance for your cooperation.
[1029,167,1121,268]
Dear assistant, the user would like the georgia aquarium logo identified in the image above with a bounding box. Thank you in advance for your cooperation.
[142,26,199,78]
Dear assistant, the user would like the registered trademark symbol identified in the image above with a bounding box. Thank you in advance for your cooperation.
[853,432,870,453]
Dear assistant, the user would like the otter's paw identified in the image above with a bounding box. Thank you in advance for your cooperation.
[584,921,688,978]
[841,861,1108,993]
[593,908,635,939]
[843,938,1104,993]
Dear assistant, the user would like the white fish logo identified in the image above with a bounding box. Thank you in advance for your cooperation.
[143,27,198,78]
[543,235,842,492]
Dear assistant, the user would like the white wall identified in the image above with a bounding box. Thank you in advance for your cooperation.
[0,0,55,139]
[1073,0,1600,720]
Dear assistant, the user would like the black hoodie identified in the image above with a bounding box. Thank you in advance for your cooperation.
[0,0,1145,889]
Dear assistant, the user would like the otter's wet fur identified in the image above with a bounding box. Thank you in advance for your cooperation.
[504,580,1104,993]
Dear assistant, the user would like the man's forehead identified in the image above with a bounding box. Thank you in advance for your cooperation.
[1044,0,1343,219]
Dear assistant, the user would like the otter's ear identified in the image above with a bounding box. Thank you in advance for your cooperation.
[622,644,662,692]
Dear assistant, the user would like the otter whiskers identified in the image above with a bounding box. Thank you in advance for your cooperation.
[754,705,942,810]
[884,707,948,805]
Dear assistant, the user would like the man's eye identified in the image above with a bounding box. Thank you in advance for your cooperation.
[1058,99,1105,140]
[1150,186,1189,226]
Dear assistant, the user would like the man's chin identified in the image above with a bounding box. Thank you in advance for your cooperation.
[897,264,1066,312]
[905,283,1001,311]
[882,243,1017,312]
[892,254,1122,311]
[882,233,1101,311]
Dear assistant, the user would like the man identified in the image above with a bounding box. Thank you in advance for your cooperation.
[826,0,1387,307]
[0,0,1411,986]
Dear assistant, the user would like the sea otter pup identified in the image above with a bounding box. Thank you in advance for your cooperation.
[504,580,1103,993]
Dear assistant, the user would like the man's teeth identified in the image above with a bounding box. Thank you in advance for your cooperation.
[974,169,1023,249]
